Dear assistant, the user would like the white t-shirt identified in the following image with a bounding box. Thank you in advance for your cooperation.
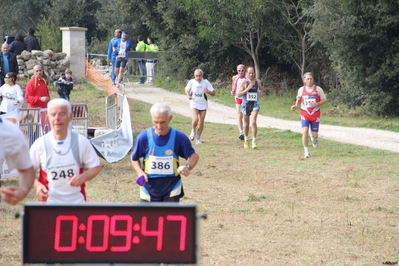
[0,118,32,172]
[185,78,214,110]
[30,130,101,203]
[0,84,24,113]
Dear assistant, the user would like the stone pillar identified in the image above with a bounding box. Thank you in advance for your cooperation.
[60,27,87,82]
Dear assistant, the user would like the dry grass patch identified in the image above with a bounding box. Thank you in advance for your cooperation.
[1,85,399,265]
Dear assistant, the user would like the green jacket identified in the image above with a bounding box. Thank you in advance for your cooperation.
[147,43,159,53]
[136,40,146,52]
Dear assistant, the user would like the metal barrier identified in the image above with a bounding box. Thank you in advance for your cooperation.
[86,51,159,84]
[18,108,42,148]
[71,104,89,138]
[106,93,118,130]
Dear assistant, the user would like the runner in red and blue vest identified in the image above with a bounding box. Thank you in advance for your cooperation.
[231,64,247,141]
[291,72,327,159]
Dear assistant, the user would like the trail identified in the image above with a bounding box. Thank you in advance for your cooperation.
[124,84,399,153]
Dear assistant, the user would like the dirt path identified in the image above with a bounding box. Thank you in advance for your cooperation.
[124,84,399,153]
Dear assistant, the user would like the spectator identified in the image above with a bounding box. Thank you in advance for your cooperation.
[0,118,35,205]
[9,33,27,55]
[145,36,159,84]
[0,43,18,86]
[135,35,147,84]
[57,69,74,101]
[0,72,24,114]
[24,27,41,52]
[25,64,50,108]
[107,29,122,85]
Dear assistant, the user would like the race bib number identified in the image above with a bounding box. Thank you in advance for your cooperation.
[118,51,126,58]
[147,155,173,175]
[247,92,258,101]
[303,97,316,107]
[47,164,76,187]
[193,92,204,99]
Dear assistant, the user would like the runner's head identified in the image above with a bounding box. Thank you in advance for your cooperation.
[194,69,203,82]
[303,72,314,87]
[47,98,72,135]
[150,103,173,136]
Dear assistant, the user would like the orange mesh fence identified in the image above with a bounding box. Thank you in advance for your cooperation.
[85,61,117,95]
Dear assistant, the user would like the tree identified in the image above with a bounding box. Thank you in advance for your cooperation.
[181,0,274,79]
[45,0,105,45]
[0,0,45,35]
[311,0,399,115]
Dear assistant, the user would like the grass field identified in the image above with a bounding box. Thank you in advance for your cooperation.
[1,82,399,265]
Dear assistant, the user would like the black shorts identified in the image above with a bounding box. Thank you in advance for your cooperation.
[115,58,127,68]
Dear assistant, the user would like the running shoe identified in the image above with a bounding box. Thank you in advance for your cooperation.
[195,138,202,145]
[244,140,249,149]
[304,153,310,159]
[189,130,195,141]
[238,133,244,141]
[252,140,257,149]
[311,138,318,148]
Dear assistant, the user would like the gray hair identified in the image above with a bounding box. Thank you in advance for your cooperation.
[194,69,203,75]
[303,72,313,79]
[150,103,172,117]
[47,98,71,115]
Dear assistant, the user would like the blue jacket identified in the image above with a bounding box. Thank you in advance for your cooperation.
[107,36,121,60]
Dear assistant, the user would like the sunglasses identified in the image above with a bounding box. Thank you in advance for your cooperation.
[237,70,245,72]
[4,76,9,78]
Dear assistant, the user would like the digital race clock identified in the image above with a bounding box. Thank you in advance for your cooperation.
[22,203,199,264]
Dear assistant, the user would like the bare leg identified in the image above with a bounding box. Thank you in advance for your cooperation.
[236,103,243,133]
[243,115,250,137]
[114,67,120,83]
[302,126,309,147]
[197,110,207,137]
[250,110,259,139]
[190,108,199,132]
[117,67,125,84]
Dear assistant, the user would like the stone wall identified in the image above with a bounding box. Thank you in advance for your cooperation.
[17,49,70,82]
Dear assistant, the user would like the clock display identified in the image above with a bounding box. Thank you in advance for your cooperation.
[22,203,197,264]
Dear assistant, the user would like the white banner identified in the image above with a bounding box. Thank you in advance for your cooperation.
[90,95,133,163]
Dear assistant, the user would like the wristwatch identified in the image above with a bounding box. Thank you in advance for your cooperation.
[186,164,192,171]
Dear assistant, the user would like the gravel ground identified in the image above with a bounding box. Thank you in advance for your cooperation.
[124,84,399,153]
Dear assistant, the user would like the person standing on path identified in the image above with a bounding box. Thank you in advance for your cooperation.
[131,103,199,202]
[107,29,122,85]
[25,64,50,109]
[145,36,159,84]
[135,35,147,84]
[0,43,18,86]
[185,69,215,144]
[291,72,327,158]
[231,64,246,140]
[237,67,263,149]
[24,27,41,52]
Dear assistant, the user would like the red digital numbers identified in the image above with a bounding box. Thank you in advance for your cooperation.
[54,215,78,252]
[110,215,132,252]
[53,214,187,253]
[167,215,187,251]
[141,216,164,251]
